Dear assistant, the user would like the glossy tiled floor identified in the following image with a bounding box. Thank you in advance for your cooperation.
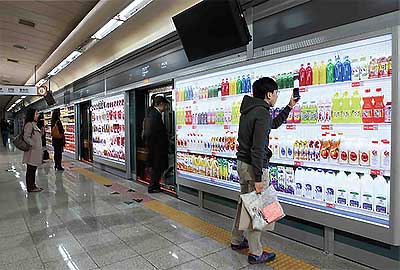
[0,142,373,270]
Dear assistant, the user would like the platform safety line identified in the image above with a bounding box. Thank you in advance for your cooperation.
[74,168,319,270]
[73,168,113,186]
[144,200,319,270]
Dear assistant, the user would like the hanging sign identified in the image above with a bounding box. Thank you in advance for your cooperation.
[0,85,45,96]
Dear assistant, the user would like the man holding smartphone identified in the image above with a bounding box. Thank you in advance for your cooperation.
[231,77,298,264]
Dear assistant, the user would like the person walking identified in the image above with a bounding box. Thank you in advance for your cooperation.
[22,109,43,193]
[1,118,9,147]
[231,77,298,264]
[51,109,65,171]
[143,95,169,193]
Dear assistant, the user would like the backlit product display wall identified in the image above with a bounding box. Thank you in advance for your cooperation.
[174,35,392,228]
[92,94,126,165]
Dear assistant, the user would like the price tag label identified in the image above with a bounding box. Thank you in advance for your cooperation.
[286,125,296,130]
[370,169,383,175]
[221,97,227,101]
[299,87,307,93]
[351,81,362,87]
[321,124,332,130]
[211,152,217,156]
[326,203,335,209]
[192,125,197,129]
[363,124,377,131]
[177,125,182,129]
[294,161,303,166]
[224,125,229,129]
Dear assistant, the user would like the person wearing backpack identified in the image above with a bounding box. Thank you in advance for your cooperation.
[22,108,43,193]
[51,109,65,171]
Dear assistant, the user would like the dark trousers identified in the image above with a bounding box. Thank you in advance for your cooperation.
[149,163,163,191]
[26,164,37,191]
[1,132,8,147]
[54,145,63,168]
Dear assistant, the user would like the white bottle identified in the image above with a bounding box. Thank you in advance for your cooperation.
[348,172,361,208]
[325,170,336,204]
[285,167,295,195]
[336,171,349,206]
[370,140,381,169]
[277,166,286,193]
[348,138,360,165]
[279,138,287,159]
[380,139,391,170]
[360,174,374,211]
[374,175,389,214]
[359,138,371,166]
[304,168,315,200]
[287,137,294,159]
[295,167,304,197]
[314,169,325,202]
[339,136,349,164]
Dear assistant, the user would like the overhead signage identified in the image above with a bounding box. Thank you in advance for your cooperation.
[0,84,45,96]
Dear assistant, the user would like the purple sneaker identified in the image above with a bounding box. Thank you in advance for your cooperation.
[248,251,276,264]
[231,238,249,250]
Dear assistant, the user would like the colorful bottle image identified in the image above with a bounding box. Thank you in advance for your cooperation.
[350,90,362,123]
[341,91,351,123]
[331,92,342,123]
[221,79,227,96]
[374,175,389,214]
[292,103,301,124]
[236,76,242,94]
[241,75,246,93]
[326,59,335,83]
[368,57,379,79]
[343,56,352,81]
[373,88,385,123]
[388,56,392,76]
[299,64,306,86]
[308,101,318,124]
[334,55,344,82]
[336,171,349,206]
[348,172,361,208]
[360,174,374,211]
[362,89,374,123]
[246,74,252,93]
[378,56,389,78]
[312,62,319,85]
[306,63,313,86]
[385,101,391,123]
[319,61,327,84]
[351,58,360,81]
[359,56,369,80]
[300,102,309,124]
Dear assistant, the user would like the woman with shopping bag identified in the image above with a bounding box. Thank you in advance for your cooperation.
[231,77,298,264]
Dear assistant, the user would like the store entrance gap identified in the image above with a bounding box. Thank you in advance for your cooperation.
[80,101,93,163]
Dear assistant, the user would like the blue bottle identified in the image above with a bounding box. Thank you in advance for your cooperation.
[246,74,251,93]
[241,75,246,93]
[343,56,352,81]
[334,55,344,82]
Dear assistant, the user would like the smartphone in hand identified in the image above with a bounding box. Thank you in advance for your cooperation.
[293,75,301,101]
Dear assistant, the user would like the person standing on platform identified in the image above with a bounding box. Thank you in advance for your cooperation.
[143,95,169,193]
[51,109,65,171]
[37,113,49,161]
[231,77,298,264]
[22,109,43,193]
[1,118,9,147]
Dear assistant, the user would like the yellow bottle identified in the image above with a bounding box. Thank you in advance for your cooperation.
[229,78,236,96]
[313,61,320,85]
[319,61,327,84]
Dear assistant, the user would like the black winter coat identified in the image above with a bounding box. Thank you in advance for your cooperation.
[51,119,65,148]
[236,95,291,182]
[143,107,169,170]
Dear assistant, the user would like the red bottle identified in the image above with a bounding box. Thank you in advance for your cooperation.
[373,88,385,123]
[362,89,374,123]
[299,64,306,86]
[305,63,313,86]
[225,78,230,96]
[221,79,228,96]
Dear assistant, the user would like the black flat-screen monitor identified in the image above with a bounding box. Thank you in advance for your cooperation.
[44,90,56,106]
[172,0,251,62]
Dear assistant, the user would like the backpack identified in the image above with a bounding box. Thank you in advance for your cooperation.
[51,121,63,139]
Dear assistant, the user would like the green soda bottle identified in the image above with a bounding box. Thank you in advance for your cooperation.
[236,76,242,94]
[326,59,335,83]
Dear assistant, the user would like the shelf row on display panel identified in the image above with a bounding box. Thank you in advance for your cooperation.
[177,169,389,227]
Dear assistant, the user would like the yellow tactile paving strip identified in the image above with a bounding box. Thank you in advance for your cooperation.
[145,200,319,270]
[73,168,113,186]
[75,167,319,270]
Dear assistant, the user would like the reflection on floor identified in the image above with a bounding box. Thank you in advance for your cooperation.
[0,144,372,270]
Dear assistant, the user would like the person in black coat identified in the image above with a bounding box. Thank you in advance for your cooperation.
[143,95,169,193]
[51,109,65,171]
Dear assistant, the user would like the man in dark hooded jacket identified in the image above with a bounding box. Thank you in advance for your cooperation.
[231,77,297,264]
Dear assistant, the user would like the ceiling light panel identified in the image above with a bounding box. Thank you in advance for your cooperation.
[48,50,82,76]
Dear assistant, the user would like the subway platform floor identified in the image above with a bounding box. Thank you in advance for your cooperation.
[0,144,373,270]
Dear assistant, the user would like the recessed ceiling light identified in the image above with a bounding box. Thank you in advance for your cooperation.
[19,19,35,28]
[7,58,19,63]
[13,44,27,50]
